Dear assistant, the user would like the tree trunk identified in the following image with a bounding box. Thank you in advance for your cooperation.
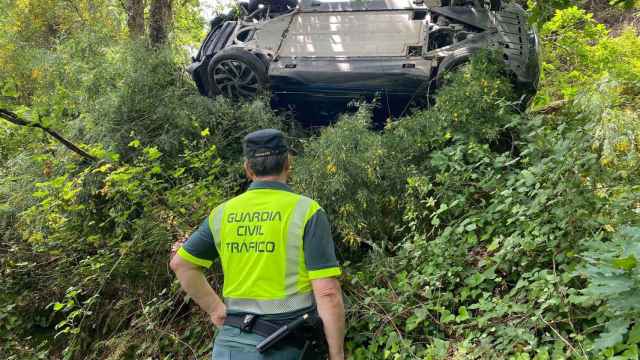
[127,0,145,39]
[149,0,173,46]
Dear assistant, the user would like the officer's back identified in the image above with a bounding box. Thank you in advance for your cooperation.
[171,129,346,360]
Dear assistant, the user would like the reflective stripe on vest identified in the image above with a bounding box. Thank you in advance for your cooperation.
[209,190,318,314]
[209,204,225,251]
[285,196,312,295]
[225,292,314,314]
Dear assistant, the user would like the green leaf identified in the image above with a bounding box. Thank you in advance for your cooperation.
[612,255,637,271]
[440,309,455,323]
[593,319,629,351]
[53,303,64,311]
[465,273,484,287]
[2,80,19,98]
[487,236,502,252]
[628,323,640,345]
[144,146,162,161]
[456,306,471,322]
[173,167,186,177]
[406,308,429,332]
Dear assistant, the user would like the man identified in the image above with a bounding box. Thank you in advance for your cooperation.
[170,129,345,360]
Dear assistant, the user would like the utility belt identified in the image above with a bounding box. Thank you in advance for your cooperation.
[224,311,328,359]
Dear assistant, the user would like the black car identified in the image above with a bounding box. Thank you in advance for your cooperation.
[189,0,540,124]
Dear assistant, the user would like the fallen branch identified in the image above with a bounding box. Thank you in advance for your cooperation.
[539,313,588,359]
[530,100,569,115]
[0,108,98,162]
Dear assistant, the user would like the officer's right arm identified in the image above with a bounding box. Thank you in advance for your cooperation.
[170,256,226,327]
[169,218,226,328]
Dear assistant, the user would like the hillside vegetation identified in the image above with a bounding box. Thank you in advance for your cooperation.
[1,1,640,359]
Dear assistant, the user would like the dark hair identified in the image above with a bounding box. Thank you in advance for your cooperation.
[247,153,288,176]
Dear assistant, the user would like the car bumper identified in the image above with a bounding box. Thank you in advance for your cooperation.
[188,60,210,96]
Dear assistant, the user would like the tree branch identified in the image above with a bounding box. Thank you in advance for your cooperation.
[0,109,98,162]
[530,100,569,115]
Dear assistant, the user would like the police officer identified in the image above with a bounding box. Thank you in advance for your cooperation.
[170,129,345,360]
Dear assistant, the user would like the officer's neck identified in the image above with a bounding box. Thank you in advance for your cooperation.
[253,174,288,184]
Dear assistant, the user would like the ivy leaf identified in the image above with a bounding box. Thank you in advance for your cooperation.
[465,273,484,287]
[405,308,429,332]
[592,319,629,351]
[456,306,471,322]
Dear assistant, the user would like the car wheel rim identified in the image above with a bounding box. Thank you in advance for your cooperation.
[213,60,259,99]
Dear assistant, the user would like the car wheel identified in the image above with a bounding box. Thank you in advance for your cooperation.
[208,47,268,99]
[435,48,476,89]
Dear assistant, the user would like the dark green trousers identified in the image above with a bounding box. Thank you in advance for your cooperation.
[212,325,303,360]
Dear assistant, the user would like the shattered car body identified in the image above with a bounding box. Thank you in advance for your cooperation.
[188,0,540,125]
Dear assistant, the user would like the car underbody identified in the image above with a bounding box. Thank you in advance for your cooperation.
[188,0,540,125]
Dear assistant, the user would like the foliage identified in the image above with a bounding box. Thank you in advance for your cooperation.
[292,53,517,249]
[536,6,640,107]
[1,1,640,360]
[574,227,640,357]
[0,15,283,356]
[77,44,283,162]
[2,131,230,358]
[527,0,640,25]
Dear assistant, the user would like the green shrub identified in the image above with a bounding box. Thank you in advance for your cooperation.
[537,6,640,107]
[8,137,226,357]
[74,45,284,162]
[293,52,517,251]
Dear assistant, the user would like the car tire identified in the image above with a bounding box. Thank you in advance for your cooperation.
[208,47,269,99]
[435,48,477,89]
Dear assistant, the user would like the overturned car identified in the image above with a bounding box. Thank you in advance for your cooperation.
[188,0,540,124]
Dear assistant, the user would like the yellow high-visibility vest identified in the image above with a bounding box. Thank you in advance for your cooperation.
[209,188,321,314]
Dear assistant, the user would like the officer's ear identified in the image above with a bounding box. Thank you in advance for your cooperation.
[244,159,256,180]
[283,154,292,175]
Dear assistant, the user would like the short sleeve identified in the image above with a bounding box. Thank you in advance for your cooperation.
[177,218,218,268]
[303,209,341,279]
